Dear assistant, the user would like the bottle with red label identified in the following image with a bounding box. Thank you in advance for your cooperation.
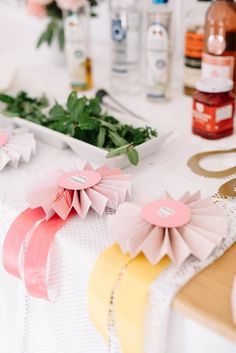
[183,0,211,96]
[202,0,236,92]
[192,77,235,139]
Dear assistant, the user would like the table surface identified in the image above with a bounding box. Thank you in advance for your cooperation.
[174,243,236,344]
[0,9,236,347]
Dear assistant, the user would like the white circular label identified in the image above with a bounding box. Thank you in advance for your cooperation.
[157,206,175,218]
[141,199,191,228]
[68,175,88,185]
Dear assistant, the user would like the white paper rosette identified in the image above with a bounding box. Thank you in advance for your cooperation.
[0,126,36,171]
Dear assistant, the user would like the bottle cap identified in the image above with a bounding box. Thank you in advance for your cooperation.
[152,0,168,4]
[195,77,234,93]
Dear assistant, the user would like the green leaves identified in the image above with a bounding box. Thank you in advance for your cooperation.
[36,0,99,50]
[66,91,78,112]
[37,22,54,48]
[77,115,100,130]
[47,119,75,136]
[0,91,48,124]
[108,131,127,147]
[58,26,65,50]
[71,99,86,122]
[46,2,63,20]
[127,145,139,166]
[0,91,157,166]
[87,97,102,116]
[106,144,132,158]
[100,120,117,131]
[0,93,15,105]
[97,127,106,148]
[37,19,64,51]
[106,143,139,166]
[49,103,65,121]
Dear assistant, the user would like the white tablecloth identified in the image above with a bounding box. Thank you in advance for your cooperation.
[0,5,236,353]
[0,134,236,353]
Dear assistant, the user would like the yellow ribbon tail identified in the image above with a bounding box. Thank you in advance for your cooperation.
[88,244,170,353]
[88,244,131,342]
[116,254,170,353]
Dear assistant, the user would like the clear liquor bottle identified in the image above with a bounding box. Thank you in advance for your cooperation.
[109,0,142,95]
[64,1,93,91]
[145,0,172,102]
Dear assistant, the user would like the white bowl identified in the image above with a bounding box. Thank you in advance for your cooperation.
[1,114,171,168]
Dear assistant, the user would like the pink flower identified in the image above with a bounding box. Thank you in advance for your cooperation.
[27,1,47,18]
[56,0,86,11]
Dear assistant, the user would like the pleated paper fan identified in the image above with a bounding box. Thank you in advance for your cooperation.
[3,161,132,300]
[0,126,36,171]
[110,191,227,266]
[27,162,132,220]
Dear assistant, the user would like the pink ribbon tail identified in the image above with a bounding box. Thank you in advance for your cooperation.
[3,208,75,300]
[24,214,67,300]
[3,208,45,279]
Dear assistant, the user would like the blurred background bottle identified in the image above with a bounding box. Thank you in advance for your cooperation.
[183,0,211,96]
[145,0,172,102]
[64,1,93,91]
[202,0,236,92]
[109,0,142,95]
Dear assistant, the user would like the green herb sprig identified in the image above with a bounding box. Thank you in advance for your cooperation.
[0,91,157,166]
[37,19,65,51]
[36,0,98,51]
[0,91,49,125]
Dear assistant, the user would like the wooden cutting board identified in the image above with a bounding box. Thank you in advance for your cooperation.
[173,243,236,343]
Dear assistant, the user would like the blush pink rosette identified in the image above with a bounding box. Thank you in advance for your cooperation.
[110,191,227,266]
[27,162,131,220]
[3,162,131,300]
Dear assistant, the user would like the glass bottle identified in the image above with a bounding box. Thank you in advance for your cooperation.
[109,0,142,95]
[202,0,236,93]
[64,1,93,91]
[145,0,172,102]
[183,0,211,96]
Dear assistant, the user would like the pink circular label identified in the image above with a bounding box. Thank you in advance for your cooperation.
[141,199,191,228]
[0,132,8,147]
[57,170,101,190]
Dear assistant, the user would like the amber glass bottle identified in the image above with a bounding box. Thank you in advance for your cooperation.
[202,0,236,92]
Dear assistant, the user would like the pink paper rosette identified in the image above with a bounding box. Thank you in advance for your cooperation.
[3,162,131,300]
[110,191,227,266]
[27,162,132,220]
